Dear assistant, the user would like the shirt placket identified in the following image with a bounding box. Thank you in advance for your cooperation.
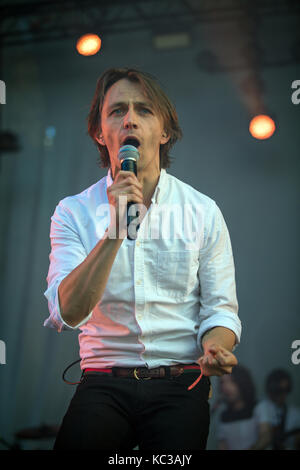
[133,204,156,365]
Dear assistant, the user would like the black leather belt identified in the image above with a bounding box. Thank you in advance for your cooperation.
[83,364,201,380]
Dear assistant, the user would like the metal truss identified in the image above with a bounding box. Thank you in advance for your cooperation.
[0,0,299,47]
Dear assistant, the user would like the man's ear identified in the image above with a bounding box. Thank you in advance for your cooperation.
[160,131,170,145]
[95,134,105,146]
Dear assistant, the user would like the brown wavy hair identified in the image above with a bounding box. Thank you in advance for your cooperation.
[87,67,183,169]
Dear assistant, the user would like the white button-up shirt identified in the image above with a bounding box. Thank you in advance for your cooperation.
[44,168,241,370]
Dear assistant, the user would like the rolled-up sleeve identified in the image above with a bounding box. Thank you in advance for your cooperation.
[197,201,241,350]
[43,201,92,332]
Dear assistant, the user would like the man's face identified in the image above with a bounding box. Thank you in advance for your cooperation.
[98,78,169,175]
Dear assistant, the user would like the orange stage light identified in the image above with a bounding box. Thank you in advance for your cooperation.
[76,34,102,56]
[249,114,276,140]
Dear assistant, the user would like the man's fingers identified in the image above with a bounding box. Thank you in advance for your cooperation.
[200,350,237,372]
[214,350,237,366]
[199,358,233,377]
[115,171,143,189]
[199,344,238,377]
[206,345,238,367]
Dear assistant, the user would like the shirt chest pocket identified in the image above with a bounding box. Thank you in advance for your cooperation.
[156,250,199,300]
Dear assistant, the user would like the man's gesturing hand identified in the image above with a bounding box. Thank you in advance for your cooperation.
[197,343,238,377]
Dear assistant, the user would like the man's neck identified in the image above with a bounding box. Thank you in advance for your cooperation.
[139,170,160,208]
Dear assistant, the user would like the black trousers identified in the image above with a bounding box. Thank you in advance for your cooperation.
[53,370,210,451]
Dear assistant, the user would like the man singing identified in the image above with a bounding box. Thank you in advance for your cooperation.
[44,67,242,450]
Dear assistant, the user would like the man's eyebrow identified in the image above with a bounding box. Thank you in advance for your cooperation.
[107,101,154,111]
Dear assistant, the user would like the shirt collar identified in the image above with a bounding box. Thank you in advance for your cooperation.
[107,167,114,189]
[151,168,166,204]
[106,167,167,204]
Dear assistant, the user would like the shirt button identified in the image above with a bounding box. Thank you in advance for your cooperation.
[136,241,140,247]
[137,279,142,285]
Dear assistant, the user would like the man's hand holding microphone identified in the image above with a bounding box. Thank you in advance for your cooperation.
[106,142,145,240]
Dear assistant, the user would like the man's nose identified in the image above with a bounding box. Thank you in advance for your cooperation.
[123,107,138,129]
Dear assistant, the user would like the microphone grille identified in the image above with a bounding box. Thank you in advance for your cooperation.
[118,144,140,162]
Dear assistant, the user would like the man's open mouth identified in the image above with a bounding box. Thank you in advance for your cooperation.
[122,137,140,148]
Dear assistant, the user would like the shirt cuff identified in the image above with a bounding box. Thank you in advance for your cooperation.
[43,281,93,332]
[197,311,242,353]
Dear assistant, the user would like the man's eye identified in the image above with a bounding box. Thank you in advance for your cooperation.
[111,108,123,114]
[111,107,152,115]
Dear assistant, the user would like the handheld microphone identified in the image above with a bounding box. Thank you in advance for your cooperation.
[118,142,140,240]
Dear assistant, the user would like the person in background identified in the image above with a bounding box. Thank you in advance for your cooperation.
[253,369,300,450]
[216,365,266,450]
